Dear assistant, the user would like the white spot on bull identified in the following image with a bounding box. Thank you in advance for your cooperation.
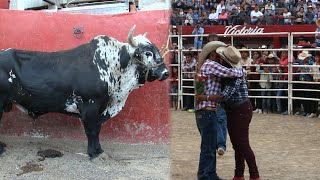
[65,102,79,114]
[89,99,95,103]
[161,68,168,76]
[16,104,28,113]
[8,70,16,83]
[65,91,82,114]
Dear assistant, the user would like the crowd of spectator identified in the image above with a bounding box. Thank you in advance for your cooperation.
[171,0,320,26]
[170,35,320,118]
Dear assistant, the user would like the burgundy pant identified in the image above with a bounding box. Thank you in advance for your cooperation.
[225,100,260,178]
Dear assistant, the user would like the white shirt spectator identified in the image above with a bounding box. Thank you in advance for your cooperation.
[251,10,263,21]
[283,11,292,24]
[209,12,219,21]
[217,4,226,14]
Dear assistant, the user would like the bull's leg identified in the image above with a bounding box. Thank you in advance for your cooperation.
[81,103,103,159]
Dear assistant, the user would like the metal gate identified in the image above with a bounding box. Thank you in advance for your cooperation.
[169,31,320,115]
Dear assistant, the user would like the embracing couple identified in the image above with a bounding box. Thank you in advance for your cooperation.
[194,41,261,180]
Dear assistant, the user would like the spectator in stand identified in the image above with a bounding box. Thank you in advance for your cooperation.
[284,0,295,11]
[194,0,205,11]
[185,8,194,25]
[171,13,178,26]
[296,0,307,13]
[295,7,306,24]
[254,0,264,7]
[205,0,215,9]
[250,6,264,25]
[306,0,316,9]
[315,3,320,18]
[226,0,237,14]
[315,19,320,47]
[192,9,200,24]
[177,8,186,25]
[219,9,229,25]
[170,66,179,110]
[283,8,293,24]
[185,0,194,10]
[238,7,247,25]
[192,23,204,49]
[265,1,276,25]
[264,1,276,17]
[311,52,320,118]
[182,53,197,111]
[229,7,240,25]
[256,56,273,114]
[209,8,219,25]
[217,0,226,14]
[305,6,316,24]
[199,11,209,25]
[172,0,185,10]
[251,51,264,114]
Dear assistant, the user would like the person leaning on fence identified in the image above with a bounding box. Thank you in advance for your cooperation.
[170,66,179,110]
[256,55,273,114]
[182,53,197,112]
[250,51,264,114]
[196,46,261,180]
[295,51,318,117]
[311,52,320,118]
[278,49,291,115]
[194,41,246,180]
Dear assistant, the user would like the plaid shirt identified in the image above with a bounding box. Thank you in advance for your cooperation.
[220,77,248,105]
[196,59,245,110]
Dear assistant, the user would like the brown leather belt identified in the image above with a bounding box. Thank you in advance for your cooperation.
[201,107,216,111]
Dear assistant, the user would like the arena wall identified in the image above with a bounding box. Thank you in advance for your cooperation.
[0,9,170,144]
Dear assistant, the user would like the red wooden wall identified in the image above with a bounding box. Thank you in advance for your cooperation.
[0,9,170,144]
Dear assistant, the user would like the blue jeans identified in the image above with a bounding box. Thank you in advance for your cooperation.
[194,40,203,49]
[195,109,218,180]
[261,90,271,112]
[216,106,227,151]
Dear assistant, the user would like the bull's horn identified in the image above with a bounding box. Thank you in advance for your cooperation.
[143,32,148,37]
[128,25,138,47]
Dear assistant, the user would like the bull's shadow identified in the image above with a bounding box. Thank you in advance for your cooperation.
[0,25,169,160]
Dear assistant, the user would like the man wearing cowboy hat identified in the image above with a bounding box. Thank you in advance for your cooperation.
[195,41,246,180]
[197,46,261,180]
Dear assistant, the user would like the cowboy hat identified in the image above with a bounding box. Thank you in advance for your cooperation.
[216,46,242,68]
[266,53,275,59]
[298,50,312,60]
[198,41,227,67]
[316,19,320,27]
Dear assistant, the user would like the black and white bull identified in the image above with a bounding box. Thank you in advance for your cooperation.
[0,25,169,158]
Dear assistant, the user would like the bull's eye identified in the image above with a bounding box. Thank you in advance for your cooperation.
[145,51,153,57]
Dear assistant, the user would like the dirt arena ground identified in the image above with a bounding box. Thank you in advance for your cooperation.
[171,111,320,180]
[0,136,169,180]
